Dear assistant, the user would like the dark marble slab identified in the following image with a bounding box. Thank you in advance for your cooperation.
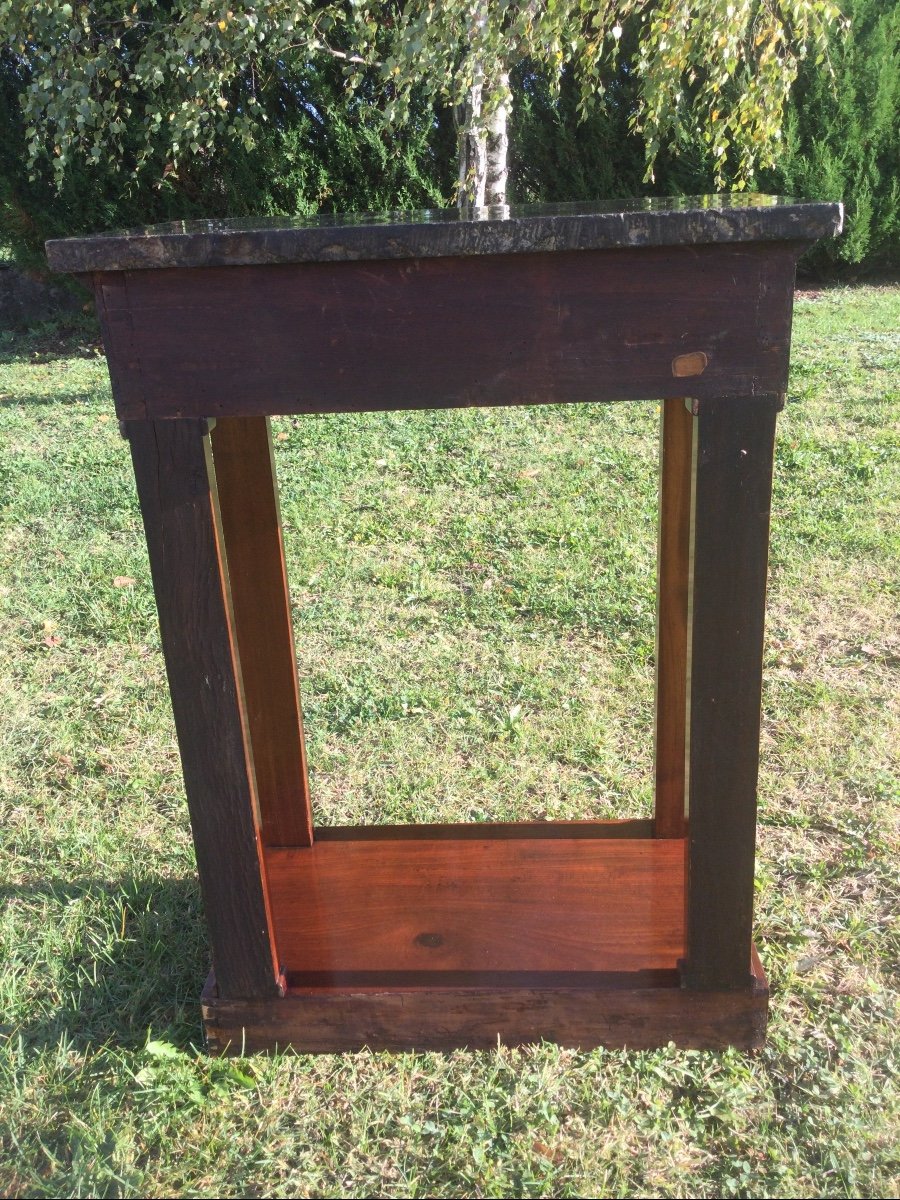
[46,195,842,273]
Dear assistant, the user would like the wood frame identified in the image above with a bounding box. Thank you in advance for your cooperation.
[62,211,839,1053]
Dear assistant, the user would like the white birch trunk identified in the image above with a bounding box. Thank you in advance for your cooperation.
[457,67,511,208]
[485,70,510,207]
[457,66,487,207]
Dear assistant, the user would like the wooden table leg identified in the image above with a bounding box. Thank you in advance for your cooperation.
[210,417,313,847]
[654,397,693,838]
[126,418,282,999]
[682,395,781,990]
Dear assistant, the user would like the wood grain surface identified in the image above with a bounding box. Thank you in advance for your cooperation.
[105,228,798,1044]
[210,416,313,847]
[654,398,694,838]
[683,396,780,990]
[126,419,281,998]
[264,834,685,979]
[202,954,768,1053]
[95,242,799,421]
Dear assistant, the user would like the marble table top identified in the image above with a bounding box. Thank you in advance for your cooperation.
[45,195,842,273]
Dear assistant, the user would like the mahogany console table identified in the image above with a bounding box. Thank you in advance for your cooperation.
[47,196,841,1053]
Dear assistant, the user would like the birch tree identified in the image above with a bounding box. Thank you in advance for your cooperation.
[352,0,844,205]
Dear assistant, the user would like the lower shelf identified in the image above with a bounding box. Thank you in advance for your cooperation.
[202,824,768,1052]
[265,825,685,982]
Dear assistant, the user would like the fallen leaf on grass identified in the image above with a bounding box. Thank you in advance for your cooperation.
[113,576,135,587]
[532,1139,564,1164]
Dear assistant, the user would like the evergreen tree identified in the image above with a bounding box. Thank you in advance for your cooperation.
[762,0,899,272]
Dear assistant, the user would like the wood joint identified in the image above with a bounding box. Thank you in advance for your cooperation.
[122,416,217,439]
[686,394,784,417]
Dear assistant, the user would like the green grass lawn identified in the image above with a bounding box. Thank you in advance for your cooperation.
[1,284,898,1198]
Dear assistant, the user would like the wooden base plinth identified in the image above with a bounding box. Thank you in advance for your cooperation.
[203,969,768,1054]
[201,824,768,1053]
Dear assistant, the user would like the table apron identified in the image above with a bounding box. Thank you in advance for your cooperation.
[93,242,800,422]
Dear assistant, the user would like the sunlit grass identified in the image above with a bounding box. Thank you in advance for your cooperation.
[1,285,898,1198]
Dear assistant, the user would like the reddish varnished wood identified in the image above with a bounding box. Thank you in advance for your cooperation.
[201,953,768,1053]
[210,417,313,847]
[126,419,281,998]
[264,834,685,978]
[94,243,799,422]
[654,398,694,837]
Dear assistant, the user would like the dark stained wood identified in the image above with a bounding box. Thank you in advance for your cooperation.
[654,398,694,838]
[94,242,800,422]
[263,836,685,977]
[313,819,655,841]
[201,953,768,1053]
[210,417,313,847]
[125,419,281,999]
[282,969,680,989]
[682,395,781,991]
[93,272,145,414]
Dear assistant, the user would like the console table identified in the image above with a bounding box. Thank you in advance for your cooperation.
[47,196,841,1053]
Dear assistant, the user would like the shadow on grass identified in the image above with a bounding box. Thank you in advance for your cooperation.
[0,386,107,408]
[0,328,103,369]
[2,874,210,1054]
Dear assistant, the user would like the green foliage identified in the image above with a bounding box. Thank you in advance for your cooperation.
[513,0,899,273]
[632,0,842,186]
[760,0,900,272]
[511,37,648,204]
[355,0,839,197]
[0,3,327,183]
[0,45,453,268]
[0,2,894,274]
